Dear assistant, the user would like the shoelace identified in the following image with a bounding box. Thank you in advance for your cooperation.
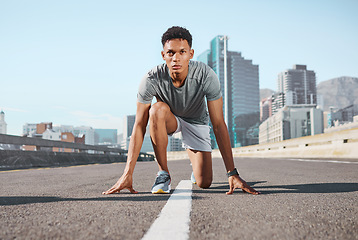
[155,174,170,184]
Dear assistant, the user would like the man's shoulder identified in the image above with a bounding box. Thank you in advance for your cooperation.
[146,63,169,79]
[188,61,216,81]
[189,60,211,72]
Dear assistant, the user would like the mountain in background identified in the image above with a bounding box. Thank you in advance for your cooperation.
[317,76,358,111]
[260,88,276,100]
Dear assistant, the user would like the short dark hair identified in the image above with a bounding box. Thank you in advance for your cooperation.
[161,26,192,48]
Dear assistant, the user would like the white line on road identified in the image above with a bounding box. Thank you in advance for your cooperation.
[284,159,358,164]
[142,180,193,240]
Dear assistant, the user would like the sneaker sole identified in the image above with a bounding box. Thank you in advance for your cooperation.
[191,173,197,184]
[152,189,171,194]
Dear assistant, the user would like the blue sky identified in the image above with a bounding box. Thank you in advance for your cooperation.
[1,0,357,136]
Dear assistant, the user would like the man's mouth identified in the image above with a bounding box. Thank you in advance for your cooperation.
[172,65,181,70]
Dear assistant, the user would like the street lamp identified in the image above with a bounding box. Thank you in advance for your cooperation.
[219,35,229,128]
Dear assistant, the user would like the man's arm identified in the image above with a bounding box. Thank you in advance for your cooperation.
[207,97,259,195]
[102,101,151,194]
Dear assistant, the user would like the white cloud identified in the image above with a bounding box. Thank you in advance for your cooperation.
[0,107,29,113]
[53,106,68,110]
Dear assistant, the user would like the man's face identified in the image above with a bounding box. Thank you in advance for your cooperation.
[161,39,194,78]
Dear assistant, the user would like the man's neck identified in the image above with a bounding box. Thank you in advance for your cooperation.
[170,70,188,88]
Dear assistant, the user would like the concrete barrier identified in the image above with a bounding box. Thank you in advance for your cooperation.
[166,127,358,160]
[0,150,125,170]
[0,150,155,171]
[0,134,155,170]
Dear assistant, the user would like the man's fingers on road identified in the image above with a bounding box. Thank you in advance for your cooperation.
[128,187,138,194]
[226,185,235,195]
[102,187,137,195]
[102,187,120,195]
[243,186,260,195]
[102,190,114,195]
[226,185,260,195]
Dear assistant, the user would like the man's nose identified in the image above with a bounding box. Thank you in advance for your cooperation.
[172,52,180,61]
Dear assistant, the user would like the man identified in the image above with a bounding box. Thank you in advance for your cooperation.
[103,26,259,195]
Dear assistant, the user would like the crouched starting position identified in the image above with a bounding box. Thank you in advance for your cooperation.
[103,26,259,195]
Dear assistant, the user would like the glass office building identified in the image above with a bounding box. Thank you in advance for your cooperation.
[197,36,260,147]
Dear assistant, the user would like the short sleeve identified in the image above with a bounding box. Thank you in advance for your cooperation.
[137,73,156,104]
[203,68,222,101]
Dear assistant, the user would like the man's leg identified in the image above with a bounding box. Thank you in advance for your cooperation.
[187,149,213,188]
[149,102,178,173]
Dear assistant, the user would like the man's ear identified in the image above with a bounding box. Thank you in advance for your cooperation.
[190,49,194,59]
[161,50,165,60]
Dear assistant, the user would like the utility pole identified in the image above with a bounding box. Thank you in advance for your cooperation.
[219,35,229,127]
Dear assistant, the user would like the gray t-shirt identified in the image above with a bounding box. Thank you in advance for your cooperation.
[137,61,222,125]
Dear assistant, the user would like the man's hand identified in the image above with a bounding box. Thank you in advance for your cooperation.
[226,175,260,195]
[102,173,138,195]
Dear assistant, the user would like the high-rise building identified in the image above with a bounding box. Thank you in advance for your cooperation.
[277,65,317,105]
[0,110,7,134]
[271,92,285,114]
[121,115,135,150]
[259,65,321,143]
[259,105,323,144]
[260,97,273,122]
[197,35,260,147]
[122,114,153,152]
[123,115,136,139]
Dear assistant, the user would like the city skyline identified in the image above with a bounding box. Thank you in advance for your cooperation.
[1,0,357,135]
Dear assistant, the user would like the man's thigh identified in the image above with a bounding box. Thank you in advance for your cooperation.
[186,149,212,188]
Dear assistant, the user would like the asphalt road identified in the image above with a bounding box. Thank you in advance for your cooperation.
[1,157,357,240]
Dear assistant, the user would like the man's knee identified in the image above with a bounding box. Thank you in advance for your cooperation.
[197,177,212,189]
[149,102,170,121]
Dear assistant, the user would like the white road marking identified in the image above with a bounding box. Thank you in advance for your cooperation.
[284,158,358,164]
[142,180,193,240]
